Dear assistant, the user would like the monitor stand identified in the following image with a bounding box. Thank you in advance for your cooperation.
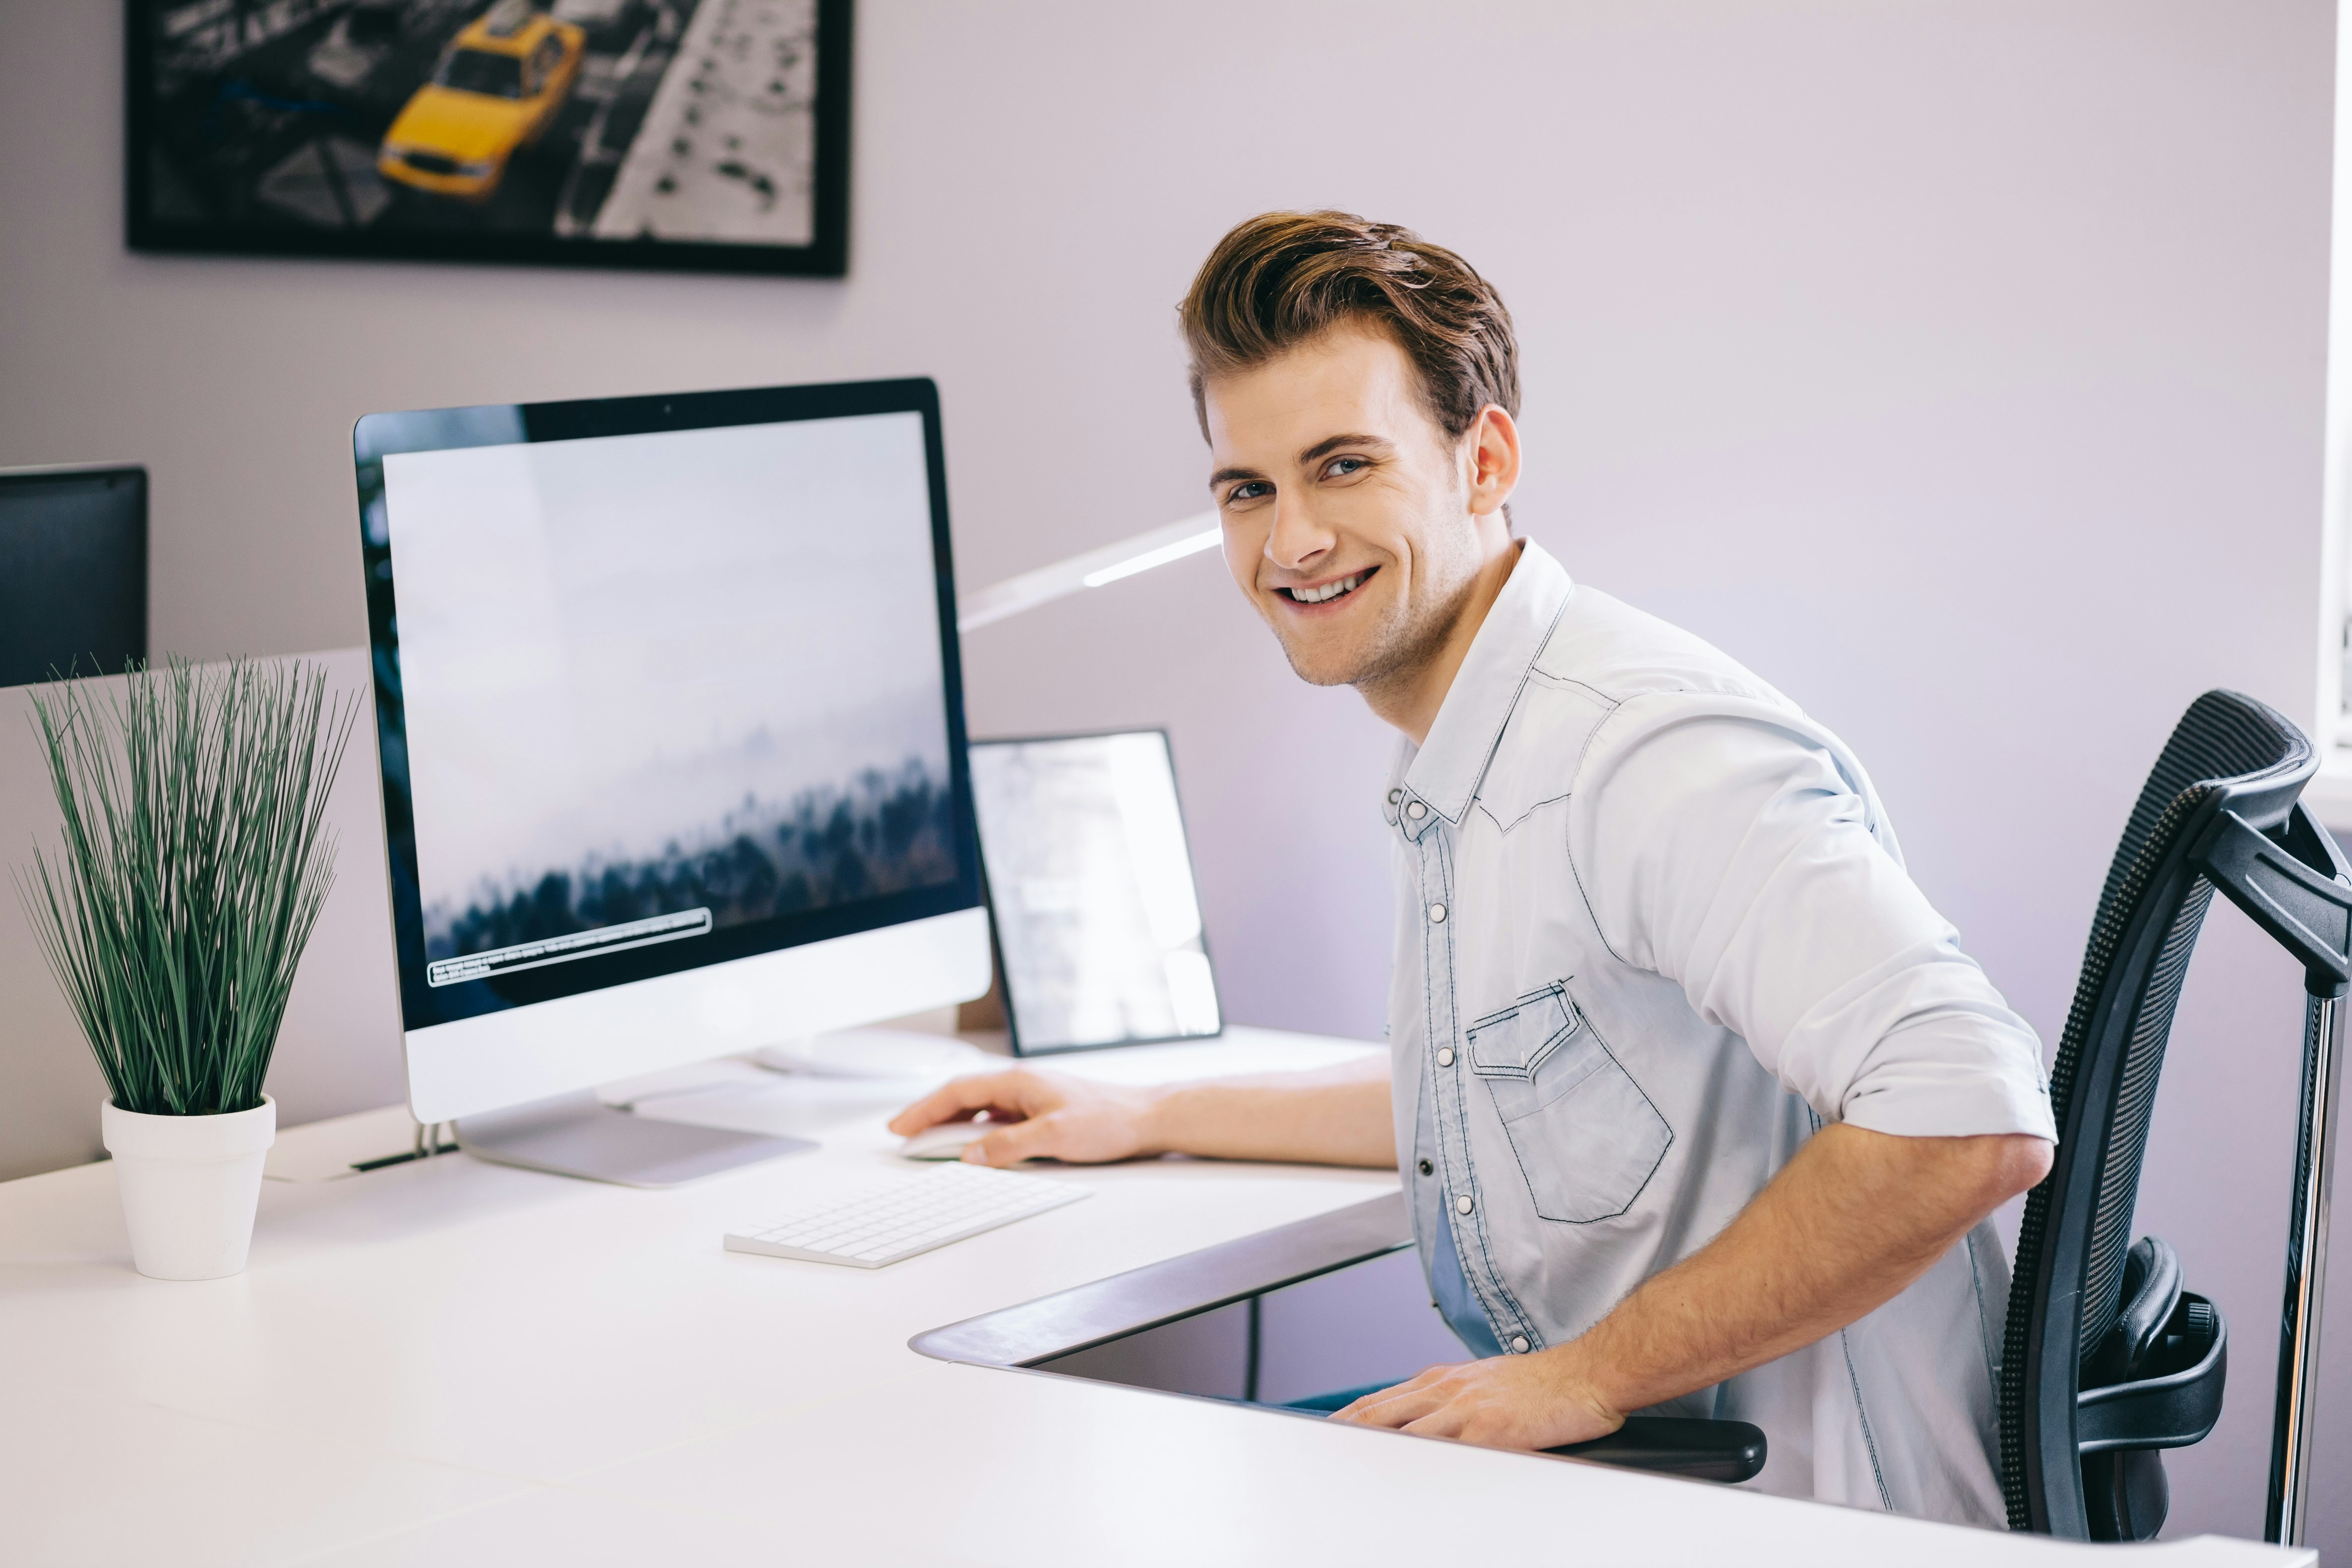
[454,1091,816,1189]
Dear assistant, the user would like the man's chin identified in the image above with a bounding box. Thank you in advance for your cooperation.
[1272,632,1382,690]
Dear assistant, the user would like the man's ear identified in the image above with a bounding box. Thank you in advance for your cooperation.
[1464,405,1521,519]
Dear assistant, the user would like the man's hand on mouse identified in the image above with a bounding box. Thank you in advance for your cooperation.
[888,1070,1160,1167]
[1327,1345,1625,1453]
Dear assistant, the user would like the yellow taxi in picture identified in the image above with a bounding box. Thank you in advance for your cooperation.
[378,0,586,202]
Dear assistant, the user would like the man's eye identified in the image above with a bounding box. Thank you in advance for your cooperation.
[1229,481,1273,502]
[1325,457,1368,478]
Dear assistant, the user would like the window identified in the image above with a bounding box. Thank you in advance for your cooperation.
[529,37,564,96]
[436,48,523,99]
[2311,6,2352,826]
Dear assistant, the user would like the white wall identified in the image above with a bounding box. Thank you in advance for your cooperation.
[0,0,2340,1545]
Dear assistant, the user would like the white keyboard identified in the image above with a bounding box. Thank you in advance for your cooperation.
[724,1162,1089,1268]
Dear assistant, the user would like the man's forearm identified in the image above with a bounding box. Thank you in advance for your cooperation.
[1141,1055,1395,1167]
[899,1054,1395,1168]
[1331,1122,2050,1449]
[1557,1124,2051,1418]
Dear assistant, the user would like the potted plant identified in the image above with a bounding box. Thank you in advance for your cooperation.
[13,658,355,1280]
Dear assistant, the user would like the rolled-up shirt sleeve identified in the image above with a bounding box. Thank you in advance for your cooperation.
[1568,692,2055,1142]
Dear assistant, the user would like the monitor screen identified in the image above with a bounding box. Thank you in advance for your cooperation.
[0,467,146,688]
[357,381,982,1032]
[969,730,1221,1054]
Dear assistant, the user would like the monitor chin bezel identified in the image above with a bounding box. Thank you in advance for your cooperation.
[401,905,993,1126]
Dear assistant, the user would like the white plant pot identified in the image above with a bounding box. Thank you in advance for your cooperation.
[100,1095,275,1281]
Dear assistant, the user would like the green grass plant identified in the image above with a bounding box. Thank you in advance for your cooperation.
[12,658,358,1117]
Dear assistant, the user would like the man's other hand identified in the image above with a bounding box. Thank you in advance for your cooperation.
[1329,1351,1623,1452]
[887,1069,1159,1166]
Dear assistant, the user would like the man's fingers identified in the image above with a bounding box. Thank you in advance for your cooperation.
[964,1112,1065,1167]
[1329,1369,1459,1429]
[887,1072,1033,1136]
[1329,1362,1455,1414]
[1399,1404,1479,1441]
[1333,1389,1442,1429]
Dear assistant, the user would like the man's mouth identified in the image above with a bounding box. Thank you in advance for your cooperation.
[1278,567,1377,606]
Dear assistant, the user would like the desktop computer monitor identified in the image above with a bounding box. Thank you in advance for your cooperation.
[0,465,147,688]
[354,379,990,1185]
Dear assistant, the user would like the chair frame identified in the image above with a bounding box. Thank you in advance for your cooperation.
[2005,714,2352,1544]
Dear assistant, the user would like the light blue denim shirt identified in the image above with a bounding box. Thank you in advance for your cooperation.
[1387,539,2053,1525]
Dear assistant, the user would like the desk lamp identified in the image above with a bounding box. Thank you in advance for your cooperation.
[956,511,1221,633]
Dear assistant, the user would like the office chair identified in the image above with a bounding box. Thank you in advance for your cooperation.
[2001,690,2352,1544]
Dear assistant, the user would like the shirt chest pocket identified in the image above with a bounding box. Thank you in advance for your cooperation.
[1465,985,1673,1224]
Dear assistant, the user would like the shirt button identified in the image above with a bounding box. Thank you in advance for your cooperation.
[1417,1158,1434,1176]
[1454,1194,1474,1216]
[1428,902,1446,923]
[1436,1046,1454,1068]
[1405,801,1427,820]
[1387,788,1403,804]
[1512,1336,1532,1355]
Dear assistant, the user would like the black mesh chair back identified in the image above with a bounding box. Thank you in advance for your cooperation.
[2001,690,2352,1543]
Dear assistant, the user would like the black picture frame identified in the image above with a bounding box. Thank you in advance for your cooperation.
[127,0,851,276]
[354,377,981,1031]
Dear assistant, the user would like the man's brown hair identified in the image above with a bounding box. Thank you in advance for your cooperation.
[1178,210,1520,445]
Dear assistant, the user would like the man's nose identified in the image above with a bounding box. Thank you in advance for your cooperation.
[1264,495,1335,571]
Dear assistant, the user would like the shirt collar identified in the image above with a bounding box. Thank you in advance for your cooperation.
[1392,539,1573,828]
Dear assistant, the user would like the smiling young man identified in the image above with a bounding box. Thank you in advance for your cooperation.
[892,211,2057,1523]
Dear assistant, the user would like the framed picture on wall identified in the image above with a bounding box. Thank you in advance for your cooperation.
[125,0,851,276]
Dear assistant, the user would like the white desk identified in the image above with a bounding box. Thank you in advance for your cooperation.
[0,1027,2305,1567]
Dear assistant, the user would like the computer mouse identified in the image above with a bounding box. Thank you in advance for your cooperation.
[899,1121,989,1160]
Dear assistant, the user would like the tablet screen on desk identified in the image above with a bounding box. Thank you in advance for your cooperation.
[969,731,1221,1054]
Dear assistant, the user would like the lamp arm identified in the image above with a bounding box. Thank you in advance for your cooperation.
[957,512,1220,633]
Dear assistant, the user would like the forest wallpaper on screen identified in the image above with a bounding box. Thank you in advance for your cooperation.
[424,758,956,961]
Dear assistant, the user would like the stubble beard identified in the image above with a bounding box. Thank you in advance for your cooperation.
[1273,564,1480,706]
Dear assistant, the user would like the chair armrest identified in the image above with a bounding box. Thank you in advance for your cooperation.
[2077,1291,2227,1454]
[1548,1417,1767,1484]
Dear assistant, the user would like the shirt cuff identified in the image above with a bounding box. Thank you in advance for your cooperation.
[1837,1058,2057,1142]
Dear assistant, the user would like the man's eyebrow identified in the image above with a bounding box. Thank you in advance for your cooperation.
[1298,432,1392,465]
[1209,434,1392,490]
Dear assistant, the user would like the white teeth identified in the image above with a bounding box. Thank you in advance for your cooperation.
[1293,572,1363,604]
